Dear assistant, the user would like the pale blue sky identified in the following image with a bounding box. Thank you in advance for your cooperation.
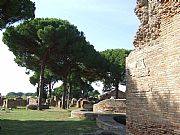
[0,0,138,96]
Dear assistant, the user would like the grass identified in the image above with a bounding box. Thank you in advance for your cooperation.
[0,107,98,135]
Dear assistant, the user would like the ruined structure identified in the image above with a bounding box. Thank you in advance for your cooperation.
[126,0,180,134]
[99,90,126,100]
[0,93,3,106]
[93,99,126,113]
[2,98,27,108]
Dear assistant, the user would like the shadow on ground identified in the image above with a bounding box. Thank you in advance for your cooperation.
[0,119,98,135]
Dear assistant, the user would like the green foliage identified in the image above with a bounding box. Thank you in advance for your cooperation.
[6,92,36,99]
[101,49,131,92]
[0,0,35,30]
[2,18,94,78]
[29,70,59,97]
[68,72,97,99]
[3,18,89,109]
[2,18,111,108]
[101,49,130,75]
[29,72,39,86]
[88,90,100,98]
[3,18,71,71]
[52,82,93,100]
[52,85,64,97]
[6,92,17,99]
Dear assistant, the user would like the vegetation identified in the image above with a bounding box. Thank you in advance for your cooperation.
[6,92,36,99]
[101,49,131,98]
[0,0,35,30]
[0,107,98,135]
[29,70,59,99]
[0,1,130,135]
[3,18,110,109]
[2,0,130,110]
[52,82,99,100]
[2,18,89,109]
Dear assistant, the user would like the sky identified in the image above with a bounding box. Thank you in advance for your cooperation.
[0,0,138,96]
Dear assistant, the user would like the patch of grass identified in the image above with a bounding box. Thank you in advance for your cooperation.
[0,107,98,135]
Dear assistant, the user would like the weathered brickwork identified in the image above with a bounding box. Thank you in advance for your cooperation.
[134,0,180,49]
[126,0,180,134]
[93,99,126,113]
[99,90,126,100]
[0,97,3,106]
[2,98,27,108]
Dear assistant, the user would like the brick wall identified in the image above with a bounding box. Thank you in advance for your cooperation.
[126,1,180,135]
[99,90,126,100]
[0,97,3,106]
[2,99,27,108]
[93,99,126,113]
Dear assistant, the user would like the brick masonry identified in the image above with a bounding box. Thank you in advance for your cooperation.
[99,90,126,101]
[93,99,126,113]
[3,99,27,108]
[126,0,180,135]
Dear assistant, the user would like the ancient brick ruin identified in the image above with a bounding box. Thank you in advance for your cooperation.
[126,0,180,134]
[0,95,3,106]
[99,90,126,101]
[3,98,27,108]
[93,99,126,114]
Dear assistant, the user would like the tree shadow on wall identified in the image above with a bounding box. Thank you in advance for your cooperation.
[126,69,179,135]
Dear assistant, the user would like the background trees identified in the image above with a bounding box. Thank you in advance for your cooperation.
[3,18,107,109]
[3,14,130,110]
[29,70,59,100]
[6,92,36,99]
[0,0,35,30]
[3,18,82,109]
[101,49,131,98]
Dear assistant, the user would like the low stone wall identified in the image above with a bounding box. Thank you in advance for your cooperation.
[46,98,57,107]
[76,98,93,110]
[16,98,27,106]
[99,90,126,100]
[3,99,17,108]
[2,99,27,108]
[76,98,83,108]
[28,98,38,105]
[0,98,3,106]
[96,115,126,135]
[70,98,77,107]
[93,99,126,113]
[71,109,98,120]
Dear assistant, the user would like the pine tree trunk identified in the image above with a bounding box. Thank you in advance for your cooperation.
[67,81,72,109]
[115,81,119,99]
[67,86,70,109]
[37,48,49,110]
[69,81,72,99]
[49,83,52,98]
[80,82,84,98]
[62,77,67,109]
[38,62,45,110]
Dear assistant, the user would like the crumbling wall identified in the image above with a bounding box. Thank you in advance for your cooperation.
[93,99,126,113]
[28,97,38,105]
[3,99,17,108]
[16,97,27,106]
[99,90,126,100]
[134,0,180,49]
[0,97,3,106]
[126,0,180,134]
[2,98,27,108]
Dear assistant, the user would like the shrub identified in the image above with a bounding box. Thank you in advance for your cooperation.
[26,104,37,110]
